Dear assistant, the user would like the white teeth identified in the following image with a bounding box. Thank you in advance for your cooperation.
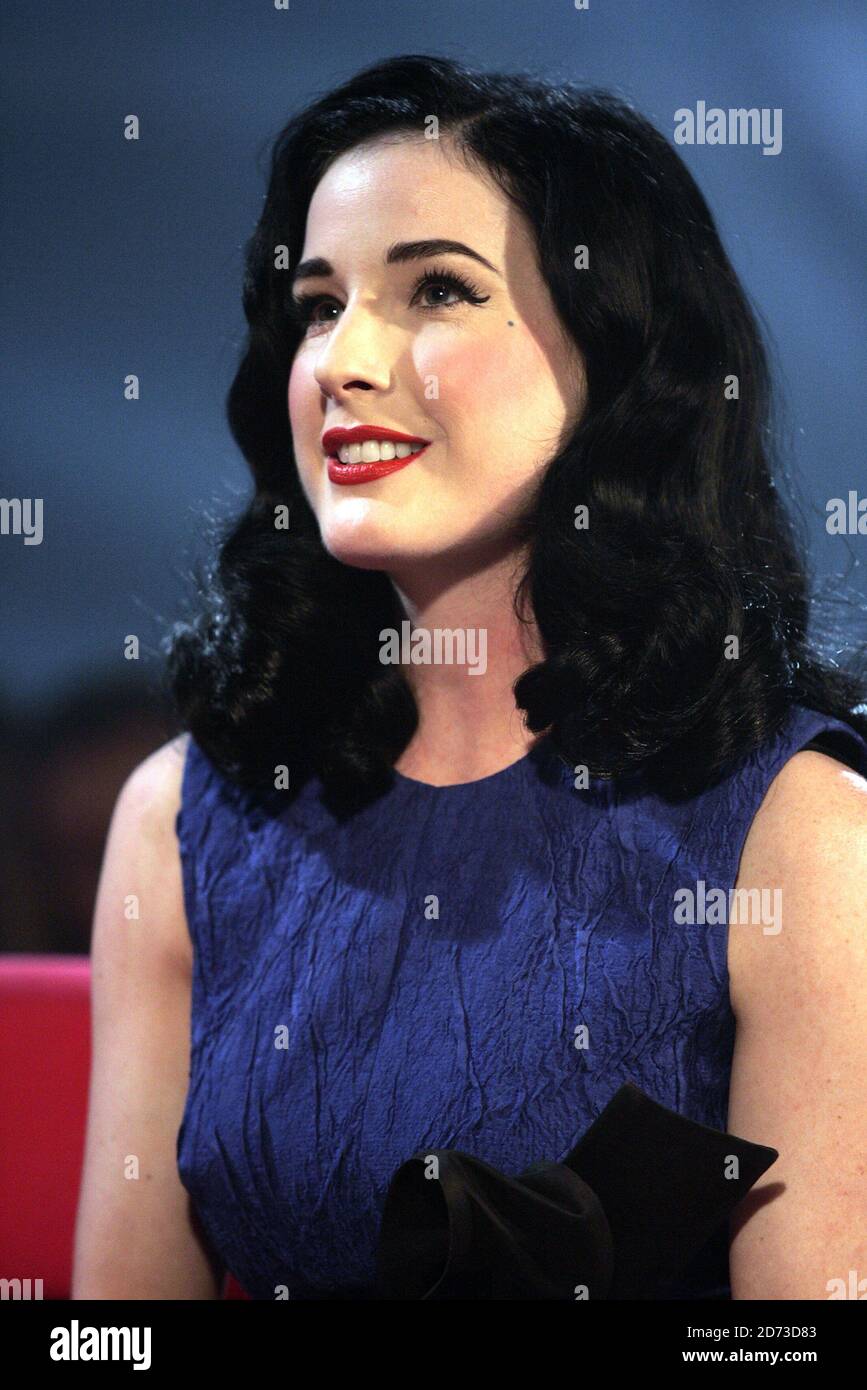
[335,439,424,464]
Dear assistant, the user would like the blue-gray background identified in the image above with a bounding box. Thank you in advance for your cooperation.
[2,0,865,707]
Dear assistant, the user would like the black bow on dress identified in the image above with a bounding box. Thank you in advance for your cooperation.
[374,1081,777,1300]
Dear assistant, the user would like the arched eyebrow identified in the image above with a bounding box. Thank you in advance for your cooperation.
[290,239,502,289]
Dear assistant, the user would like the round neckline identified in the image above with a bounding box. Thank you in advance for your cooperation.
[391,734,552,791]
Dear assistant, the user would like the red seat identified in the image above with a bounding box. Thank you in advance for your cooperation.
[0,954,249,1299]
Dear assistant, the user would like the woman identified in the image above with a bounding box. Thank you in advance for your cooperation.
[73,55,867,1300]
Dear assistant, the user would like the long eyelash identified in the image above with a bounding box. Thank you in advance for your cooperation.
[411,265,489,307]
[285,264,490,327]
[284,292,322,327]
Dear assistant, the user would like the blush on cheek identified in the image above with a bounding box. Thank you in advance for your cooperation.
[419,334,520,402]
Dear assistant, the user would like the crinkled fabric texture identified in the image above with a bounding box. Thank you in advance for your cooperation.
[175,705,867,1300]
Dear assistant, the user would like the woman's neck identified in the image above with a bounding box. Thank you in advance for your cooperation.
[388,548,545,784]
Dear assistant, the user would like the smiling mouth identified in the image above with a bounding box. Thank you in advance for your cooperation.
[328,440,427,465]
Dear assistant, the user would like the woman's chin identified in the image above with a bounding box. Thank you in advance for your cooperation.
[318,519,433,572]
[319,527,405,572]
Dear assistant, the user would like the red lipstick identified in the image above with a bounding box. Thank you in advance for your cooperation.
[321,425,431,486]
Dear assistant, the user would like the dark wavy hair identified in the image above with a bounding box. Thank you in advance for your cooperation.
[163,53,867,816]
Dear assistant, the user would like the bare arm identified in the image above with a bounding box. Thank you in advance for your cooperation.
[727,748,867,1300]
[72,734,225,1299]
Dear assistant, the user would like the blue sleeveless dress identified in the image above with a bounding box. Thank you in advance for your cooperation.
[175,704,867,1300]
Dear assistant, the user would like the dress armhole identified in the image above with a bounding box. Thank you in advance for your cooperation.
[711,711,867,917]
[799,729,867,776]
[174,733,201,958]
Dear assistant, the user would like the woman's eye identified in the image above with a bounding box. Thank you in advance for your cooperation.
[411,269,489,311]
[414,279,462,308]
[291,298,339,330]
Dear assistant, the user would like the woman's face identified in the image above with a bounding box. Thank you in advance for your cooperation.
[287,135,585,574]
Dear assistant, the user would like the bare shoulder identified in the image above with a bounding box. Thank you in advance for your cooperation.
[743,744,867,846]
[728,746,867,1016]
[725,746,867,1299]
[727,746,867,1020]
[118,731,191,828]
[95,732,193,972]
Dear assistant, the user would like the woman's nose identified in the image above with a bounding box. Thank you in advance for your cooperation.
[313,300,392,398]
